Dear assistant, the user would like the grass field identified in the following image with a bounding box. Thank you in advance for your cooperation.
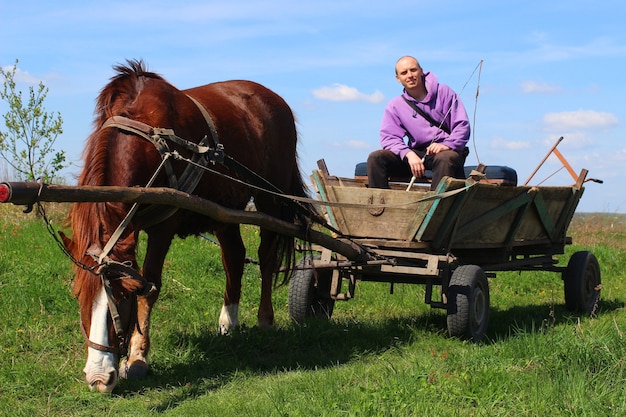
[0,203,625,416]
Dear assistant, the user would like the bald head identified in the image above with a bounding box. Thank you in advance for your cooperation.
[394,56,426,98]
[395,56,421,75]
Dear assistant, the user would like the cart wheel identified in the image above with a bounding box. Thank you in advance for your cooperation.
[563,251,601,313]
[447,265,490,341]
[289,255,334,324]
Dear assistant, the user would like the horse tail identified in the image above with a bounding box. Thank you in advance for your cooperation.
[270,157,320,288]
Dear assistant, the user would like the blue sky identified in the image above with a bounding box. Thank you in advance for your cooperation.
[1,0,625,213]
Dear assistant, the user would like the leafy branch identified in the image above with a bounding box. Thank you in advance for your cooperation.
[0,59,67,182]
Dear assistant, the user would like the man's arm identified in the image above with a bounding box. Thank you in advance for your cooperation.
[379,104,413,160]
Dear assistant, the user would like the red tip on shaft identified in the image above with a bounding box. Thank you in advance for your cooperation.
[0,184,10,203]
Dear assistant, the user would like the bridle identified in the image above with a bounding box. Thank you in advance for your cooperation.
[80,245,157,357]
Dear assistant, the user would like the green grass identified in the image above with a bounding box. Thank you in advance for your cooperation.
[1,204,625,416]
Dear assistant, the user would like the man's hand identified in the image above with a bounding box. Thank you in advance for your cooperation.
[426,142,450,155]
[405,151,425,178]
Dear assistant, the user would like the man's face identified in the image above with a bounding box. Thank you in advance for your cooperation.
[395,58,423,89]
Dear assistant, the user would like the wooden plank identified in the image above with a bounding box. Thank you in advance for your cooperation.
[552,186,583,240]
[415,178,468,242]
[431,181,477,250]
[322,185,432,239]
[452,188,535,244]
[312,170,351,235]
[404,198,434,241]
[530,191,556,239]
[501,199,531,250]
[349,238,431,250]
[379,264,439,276]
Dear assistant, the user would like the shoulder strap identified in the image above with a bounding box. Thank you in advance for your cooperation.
[402,96,450,135]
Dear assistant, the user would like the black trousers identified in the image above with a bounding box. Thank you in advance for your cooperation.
[367,148,467,190]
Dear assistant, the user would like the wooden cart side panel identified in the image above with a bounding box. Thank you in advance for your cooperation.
[438,185,568,248]
[418,182,580,250]
[313,170,435,240]
[405,199,435,241]
[513,187,578,243]
[325,186,432,239]
[443,187,536,248]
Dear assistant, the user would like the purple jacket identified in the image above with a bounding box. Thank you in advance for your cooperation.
[380,72,470,160]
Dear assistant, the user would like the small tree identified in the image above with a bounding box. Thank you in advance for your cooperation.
[0,59,66,182]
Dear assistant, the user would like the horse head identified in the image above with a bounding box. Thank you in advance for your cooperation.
[61,226,154,393]
[64,60,175,392]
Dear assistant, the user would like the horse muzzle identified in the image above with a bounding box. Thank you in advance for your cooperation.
[85,367,118,393]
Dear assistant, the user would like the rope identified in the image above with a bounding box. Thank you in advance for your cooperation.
[172,152,476,210]
[471,60,483,165]
[427,60,484,148]
[34,180,98,273]
[535,166,565,186]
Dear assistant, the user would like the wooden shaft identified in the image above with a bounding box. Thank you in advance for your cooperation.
[0,181,374,263]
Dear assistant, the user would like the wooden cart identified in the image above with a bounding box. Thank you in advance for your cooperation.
[287,160,601,341]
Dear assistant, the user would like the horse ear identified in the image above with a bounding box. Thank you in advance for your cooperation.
[59,231,74,251]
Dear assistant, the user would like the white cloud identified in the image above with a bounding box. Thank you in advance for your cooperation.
[521,81,562,94]
[312,84,385,103]
[490,137,531,150]
[0,65,40,84]
[543,110,619,130]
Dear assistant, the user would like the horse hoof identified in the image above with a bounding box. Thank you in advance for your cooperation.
[119,359,149,380]
[258,317,274,330]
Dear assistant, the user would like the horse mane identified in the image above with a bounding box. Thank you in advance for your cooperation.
[92,60,165,127]
[68,59,162,307]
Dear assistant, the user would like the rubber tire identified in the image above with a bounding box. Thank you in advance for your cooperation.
[447,265,490,341]
[563,251,601,313]
[288,255,335,324]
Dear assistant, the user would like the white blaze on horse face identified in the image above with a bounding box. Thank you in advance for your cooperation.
[83,286,118,393]
[218,303,239,335]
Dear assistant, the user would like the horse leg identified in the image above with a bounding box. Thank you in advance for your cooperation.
[119,231,171,379]
[256,228,280,329]
[215,224,245,334]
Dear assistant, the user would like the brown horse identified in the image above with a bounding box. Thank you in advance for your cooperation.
[63,60,315,393]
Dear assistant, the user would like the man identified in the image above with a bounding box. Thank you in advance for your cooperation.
[367,56,470,190]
